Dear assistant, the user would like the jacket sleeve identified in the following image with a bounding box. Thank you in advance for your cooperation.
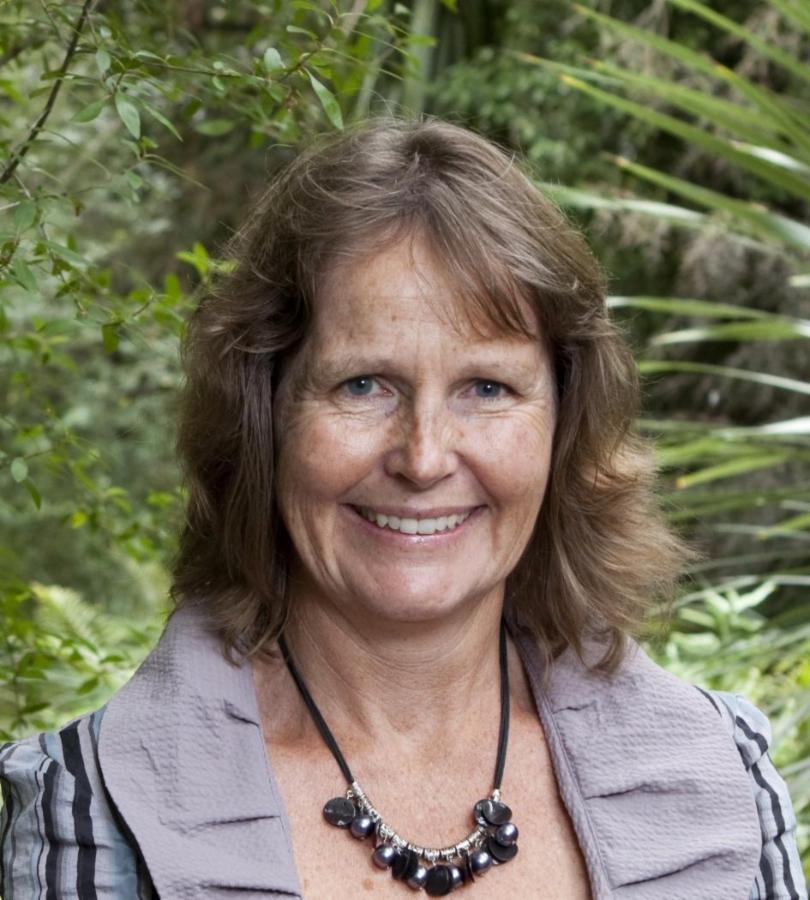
[701,689,808,900]
[0,707,156,900]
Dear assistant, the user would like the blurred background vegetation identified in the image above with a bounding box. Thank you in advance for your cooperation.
[1,0,808,876]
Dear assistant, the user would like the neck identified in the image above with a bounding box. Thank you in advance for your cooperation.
[273,584,507,757]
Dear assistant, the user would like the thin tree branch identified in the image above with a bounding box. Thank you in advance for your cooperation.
[0,0,98,186]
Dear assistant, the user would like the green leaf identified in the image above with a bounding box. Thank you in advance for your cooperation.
[101,322,120,353]
[11,257,37,291]
[73,98,106,123]
[114,93,141,139]
[194,119,235,136]
[263,47,284,72]
[307,71,343,129]
[669,0,810,86]
[139,100,182,140]
[609,295,768,320]
[558,74,810,202]
[24,479,42,509]
[77,675,100,695]
[96,48,111,74]
[676,454,790,489]
[10,458,28,483]
[14,201,37,231]
[41,241,90,269]
[769,0,810,34]
[638,360,810,396]
[651,319,810,345]
[609,156,810,251]
[569,6,810,155]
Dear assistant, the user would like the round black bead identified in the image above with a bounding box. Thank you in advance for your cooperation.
[425,865,454,896]
[350,815,375,839]
[487,834,518,864]
[470,849,493,875]
[448,865,464,888]
[323,797,356,828]
[372,844,396,868]
[494,822,519,846]
[480,799,512,826]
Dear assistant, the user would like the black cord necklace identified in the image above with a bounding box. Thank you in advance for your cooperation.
[278,620,519,896]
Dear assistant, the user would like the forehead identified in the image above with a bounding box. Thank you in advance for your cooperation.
[308,233,539,349]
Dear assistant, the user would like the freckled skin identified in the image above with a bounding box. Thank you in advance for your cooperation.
[275,234,557,628]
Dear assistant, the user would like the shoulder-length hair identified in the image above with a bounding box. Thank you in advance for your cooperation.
[171,115,686,672]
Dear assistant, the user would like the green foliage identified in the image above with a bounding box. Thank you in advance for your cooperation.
[516,0,810,871]
[0,578,165,741]
[0,0,421,735]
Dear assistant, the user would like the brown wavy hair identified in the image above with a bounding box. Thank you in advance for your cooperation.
[171,115,686,672]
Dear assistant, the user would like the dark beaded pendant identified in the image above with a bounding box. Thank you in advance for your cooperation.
[281,622,518,894]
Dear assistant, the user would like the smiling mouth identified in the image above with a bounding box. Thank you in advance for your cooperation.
[354,506,475,536]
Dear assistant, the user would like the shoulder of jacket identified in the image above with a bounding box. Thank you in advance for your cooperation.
[0,705,107,783]
[694,688,772,769]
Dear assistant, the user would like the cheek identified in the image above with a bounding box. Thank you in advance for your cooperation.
[276,407,384,510]
[472,412,555,509]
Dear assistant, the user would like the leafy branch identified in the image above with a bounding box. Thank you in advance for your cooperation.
[0,0,97,186]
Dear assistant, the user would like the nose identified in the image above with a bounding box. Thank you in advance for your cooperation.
[384,396,458,488]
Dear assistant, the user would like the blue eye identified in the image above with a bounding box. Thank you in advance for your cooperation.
[474,380,506,398]
[344,376,376,396]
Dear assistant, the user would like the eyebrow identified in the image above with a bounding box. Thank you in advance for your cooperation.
[305,348,543,385]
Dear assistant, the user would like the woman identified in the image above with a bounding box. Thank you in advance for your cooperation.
[0,117,805,899]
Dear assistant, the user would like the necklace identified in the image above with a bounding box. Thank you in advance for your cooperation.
[278,620,519,896]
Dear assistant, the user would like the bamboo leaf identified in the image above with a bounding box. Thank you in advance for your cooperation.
[610,156,810,250]
[651,320,810,344]
[571,6,810,153]
[668,0,810,85]
[639,360,810,396]
[769,0,810,34]
[609,295,769,319]
[559,74,810,202]
[676,454,790,489]
[524,53,791,152]
[540,182,707,226]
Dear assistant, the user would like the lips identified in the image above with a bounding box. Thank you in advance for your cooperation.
[354,506,475,535]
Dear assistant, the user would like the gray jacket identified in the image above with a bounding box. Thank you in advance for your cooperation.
[1,605,805,898]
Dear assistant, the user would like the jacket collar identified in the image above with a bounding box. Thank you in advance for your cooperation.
[513,628,762,899]
[99,607,762,899]
[97,605,302,898]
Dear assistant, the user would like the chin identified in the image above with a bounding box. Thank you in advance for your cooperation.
[349,579,490,626]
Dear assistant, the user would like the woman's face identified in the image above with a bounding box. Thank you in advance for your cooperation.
[275,235,557,626]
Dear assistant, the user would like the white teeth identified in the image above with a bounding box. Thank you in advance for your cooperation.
[359,508,473,535]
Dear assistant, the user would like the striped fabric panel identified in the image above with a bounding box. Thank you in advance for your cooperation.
[699,688,808,900]
[0,708,157,899]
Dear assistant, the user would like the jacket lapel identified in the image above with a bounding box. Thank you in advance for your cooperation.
[97,605,302,899]
[513,629,762,900]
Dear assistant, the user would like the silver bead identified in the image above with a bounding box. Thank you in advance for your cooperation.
[372,844,397,868]
[494,822,518,846]
[407,864,429,889]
